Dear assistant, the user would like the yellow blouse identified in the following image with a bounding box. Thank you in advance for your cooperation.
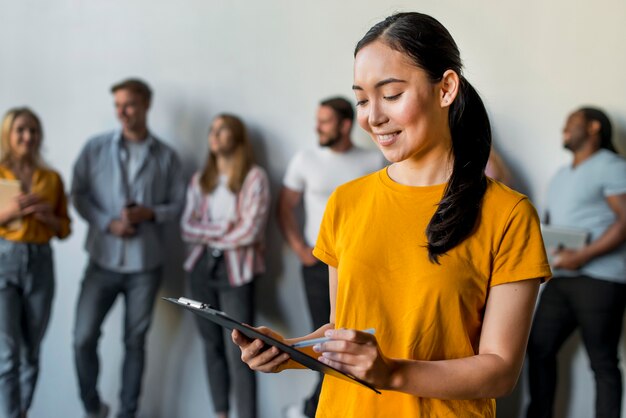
[0,165,71,243]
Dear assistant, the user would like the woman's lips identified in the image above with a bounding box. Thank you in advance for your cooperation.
[376,132,400,146]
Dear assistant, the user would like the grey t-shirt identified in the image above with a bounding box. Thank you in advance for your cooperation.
[546,149,626,282]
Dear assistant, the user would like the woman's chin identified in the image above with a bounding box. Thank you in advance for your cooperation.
[379,150,405,164]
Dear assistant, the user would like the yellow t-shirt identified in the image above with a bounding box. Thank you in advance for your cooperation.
[312,169,551,418]
[0,165,71,243]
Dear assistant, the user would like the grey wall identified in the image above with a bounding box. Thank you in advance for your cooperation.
[1,0,626,417]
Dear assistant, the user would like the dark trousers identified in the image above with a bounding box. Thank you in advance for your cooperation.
[301,261,330,418]
[188,251,256,418]
[73,262,162,418]
[526,275,626,418]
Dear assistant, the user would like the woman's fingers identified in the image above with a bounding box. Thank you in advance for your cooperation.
[316,343,372,367]
[231,328,290,373]
[312,329,384,383]
[16,193,40,208]
[324,328,376,344]
[312,329,376,356]
[244,343,289,372]
[231,329,252,347]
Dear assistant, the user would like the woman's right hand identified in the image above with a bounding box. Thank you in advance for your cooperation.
[232,327,291,373]
[0,193,41,224]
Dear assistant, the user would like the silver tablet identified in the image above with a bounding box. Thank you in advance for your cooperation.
[541,224,590,253]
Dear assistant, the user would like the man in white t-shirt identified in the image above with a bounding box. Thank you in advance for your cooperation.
[277,97,383,418]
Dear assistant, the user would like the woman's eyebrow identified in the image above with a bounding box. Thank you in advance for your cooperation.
[352,78,407,91]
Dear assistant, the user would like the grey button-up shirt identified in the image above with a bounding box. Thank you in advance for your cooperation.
[71,130,185,273]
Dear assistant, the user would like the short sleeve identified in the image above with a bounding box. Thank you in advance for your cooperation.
[53,172,72,239]
[603,158,626,197]
[282,152,306,192]
[491,198,552,287]
[312,190,338,268]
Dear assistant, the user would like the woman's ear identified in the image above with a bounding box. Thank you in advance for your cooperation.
[440,69,460,108]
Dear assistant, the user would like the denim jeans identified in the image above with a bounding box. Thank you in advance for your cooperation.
[0,238,54,418]
[188,250,256,418]
[527,275,626,418]
[301,261,329,418]
[73,261,162,418]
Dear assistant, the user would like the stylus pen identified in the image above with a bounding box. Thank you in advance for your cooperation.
[291,328,376,348]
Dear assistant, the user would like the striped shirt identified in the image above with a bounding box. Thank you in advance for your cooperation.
[181,165,270,286]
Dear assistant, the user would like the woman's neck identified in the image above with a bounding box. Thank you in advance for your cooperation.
[9,157,35,172]
[389,146,453,187]
[216,155,234,177]
[7,157,35,191]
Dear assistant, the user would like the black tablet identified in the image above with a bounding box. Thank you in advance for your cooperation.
[163,297,381,394]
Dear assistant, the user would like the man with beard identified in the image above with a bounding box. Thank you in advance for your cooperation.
[526,107,626,418]
[71,78,185,418]
[277,97,382,418]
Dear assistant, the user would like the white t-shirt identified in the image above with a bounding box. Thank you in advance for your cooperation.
[209,174,237,223]
[283,146,384,246]
[123,139,150,183]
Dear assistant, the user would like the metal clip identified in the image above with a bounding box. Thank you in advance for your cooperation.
[178,297,206,309]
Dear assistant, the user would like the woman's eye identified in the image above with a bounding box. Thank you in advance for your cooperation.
[384,93,403,101]
[355,99,368,107]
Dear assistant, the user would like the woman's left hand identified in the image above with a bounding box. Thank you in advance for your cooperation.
[313,328,396,389]
[31,202,61,233]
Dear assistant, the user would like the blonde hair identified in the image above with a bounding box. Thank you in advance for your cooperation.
[0,107,45,168]
[199,114,254,194]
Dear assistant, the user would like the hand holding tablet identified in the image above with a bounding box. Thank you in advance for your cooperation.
[292,328,376,348]
[164,296,381,394]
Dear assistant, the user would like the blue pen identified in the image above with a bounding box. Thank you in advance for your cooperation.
[291,328,376,348]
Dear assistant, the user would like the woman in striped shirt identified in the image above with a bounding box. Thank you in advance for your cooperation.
[181,113,270,418]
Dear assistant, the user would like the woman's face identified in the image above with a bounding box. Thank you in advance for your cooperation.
[353,40,450,164]
[209,117,235,156]
[9,113,41,160]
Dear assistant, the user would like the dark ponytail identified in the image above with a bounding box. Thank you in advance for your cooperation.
[579,107,615,153]
[355,12,492,263]
[426,78,491,263]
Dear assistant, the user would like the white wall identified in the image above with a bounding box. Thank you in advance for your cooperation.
[1,1,626,417]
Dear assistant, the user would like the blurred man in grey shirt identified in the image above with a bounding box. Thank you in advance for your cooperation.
[526,107,626,418]
[71,78,185,418]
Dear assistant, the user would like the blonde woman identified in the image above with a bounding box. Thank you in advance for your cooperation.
[0,108,70,418]
[181,114,270,418]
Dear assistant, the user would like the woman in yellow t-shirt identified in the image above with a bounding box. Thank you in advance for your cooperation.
[233,12,551,417]
[0,108,71,418]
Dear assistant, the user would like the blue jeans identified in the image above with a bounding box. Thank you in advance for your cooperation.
[0,238,54,418]
[73,261,162,418]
